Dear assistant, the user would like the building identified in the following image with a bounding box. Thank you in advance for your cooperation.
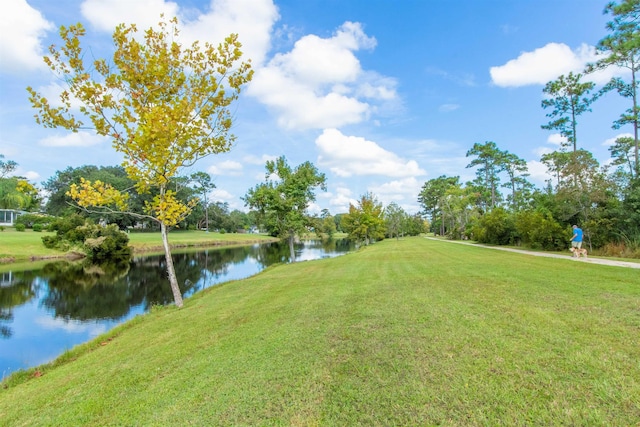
[0,209,26,226]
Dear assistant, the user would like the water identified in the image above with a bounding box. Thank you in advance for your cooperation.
[0,239,354,376]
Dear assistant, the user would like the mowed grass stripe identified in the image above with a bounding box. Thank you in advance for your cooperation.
[1,237,638,426]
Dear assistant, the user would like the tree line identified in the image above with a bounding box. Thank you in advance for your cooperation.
[419,0,639,257]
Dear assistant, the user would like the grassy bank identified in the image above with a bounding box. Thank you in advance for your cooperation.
[0,228,276,268]
[1,237,639,425]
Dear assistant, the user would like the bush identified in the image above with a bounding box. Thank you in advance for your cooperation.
[41,214,132,261]
[15,213,55,229]
[47,213,88,235]
[15,223,26,232]
[514,210,566,250]
[32,223,43,232]
[598,235,640,259]
[471,208,516,245]
[83,224,132,262]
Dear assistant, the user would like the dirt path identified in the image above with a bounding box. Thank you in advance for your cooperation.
[424,237,640,269]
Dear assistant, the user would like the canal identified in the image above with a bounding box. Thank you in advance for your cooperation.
[0,239,354,376]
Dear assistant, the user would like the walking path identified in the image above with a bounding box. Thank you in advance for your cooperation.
[424,237,640,269]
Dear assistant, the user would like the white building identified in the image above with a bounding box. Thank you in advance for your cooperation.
[0,209,26,226]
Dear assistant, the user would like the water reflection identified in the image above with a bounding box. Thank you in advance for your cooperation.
[0,271,37,338]
[0,239,353,375]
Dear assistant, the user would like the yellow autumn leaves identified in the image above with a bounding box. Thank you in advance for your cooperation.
[68,178,196,227]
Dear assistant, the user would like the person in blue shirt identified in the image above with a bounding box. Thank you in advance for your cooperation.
[571,225,583,254]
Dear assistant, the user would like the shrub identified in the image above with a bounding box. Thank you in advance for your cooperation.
[46,214,88,235]
[599,242,627,258]
[41,214,132,261]
[514,210,566,250]
[84,224,132,262]
[471,208,516,245]
[598,235,640,259]
[15,213,55,229]
[32,223,43,232]
[15,223,26,232]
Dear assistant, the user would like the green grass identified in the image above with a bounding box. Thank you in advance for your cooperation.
[1,237,639,425]
[126,229,277,253]
[0,228,60,261]
[0,228,276,269]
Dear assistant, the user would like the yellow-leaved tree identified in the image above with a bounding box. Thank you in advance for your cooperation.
[27,17,253,307]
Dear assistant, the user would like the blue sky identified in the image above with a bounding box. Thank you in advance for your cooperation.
[0,0,631,215]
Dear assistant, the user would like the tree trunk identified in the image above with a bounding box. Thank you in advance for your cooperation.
[632,66,639,176]
[161,221,184,308]
[571,102,577,152]
[288,233,296,262]
[204,193,209,232]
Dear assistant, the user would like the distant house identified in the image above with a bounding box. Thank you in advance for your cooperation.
[0,209,26,226]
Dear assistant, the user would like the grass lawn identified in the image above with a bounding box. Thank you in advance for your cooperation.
[0,228,60,261]
[0,228,276,269]
[1,237,638,425]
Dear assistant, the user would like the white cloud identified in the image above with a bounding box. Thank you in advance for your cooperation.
[22,170,40,181]
[80,0,278,66]
[36,81,86,109]
[274,23,370,85]
[179,0,279,66]
[208,160,243,176]
[316,128,426,178]
[527,160,553,186]
[307,201,321,215]
[35,315,107,336]
[490,43,618,87]
[603,132,634,146]
[0,0,53,73]
[533,146,554,157]
[80,0,180,32]
[357,76,398,99]
[39,131,106,147]
[547,133,567,146]
[210,188,235,203]
[247,22,397,130]
[369,177,422,205]
[9,166,41,181]
[328,186,355,213]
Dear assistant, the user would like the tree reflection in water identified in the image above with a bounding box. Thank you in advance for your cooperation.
[1,239,354,340]
[0,270,40,338]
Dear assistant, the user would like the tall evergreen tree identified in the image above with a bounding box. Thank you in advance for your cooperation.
[417,175,460,235]
[501,152,533,211]
[588,0,640,174]
[541,72,598,152]
[465,141,506,211]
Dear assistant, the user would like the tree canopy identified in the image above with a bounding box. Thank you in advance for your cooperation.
[244,156,326,261]
[589,0,640,174]
[341,192,386,245]
[541,72,598,152]
[27,16,253,307]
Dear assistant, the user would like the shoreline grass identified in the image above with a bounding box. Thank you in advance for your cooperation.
[1,237,638,425]
[0,228,277,271]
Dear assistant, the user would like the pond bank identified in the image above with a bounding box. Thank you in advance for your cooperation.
[0,231,279,268]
